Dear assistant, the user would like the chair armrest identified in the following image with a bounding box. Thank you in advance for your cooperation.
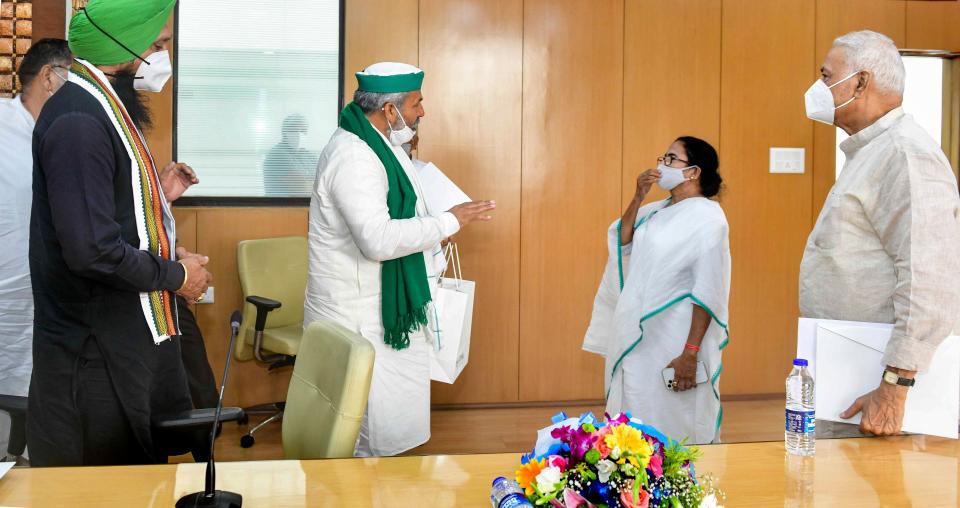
[153,407,245,431]
[0,394,27,416]
[246,295,282,332]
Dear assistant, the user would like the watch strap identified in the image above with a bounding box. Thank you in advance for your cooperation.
[883,370,916,387]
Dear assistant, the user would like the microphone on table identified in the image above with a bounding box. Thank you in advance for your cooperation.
[176,310,244,508]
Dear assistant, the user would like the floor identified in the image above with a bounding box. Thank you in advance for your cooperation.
[171,397,783,463]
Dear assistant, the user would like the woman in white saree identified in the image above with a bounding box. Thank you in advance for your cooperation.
[584,136,730,444]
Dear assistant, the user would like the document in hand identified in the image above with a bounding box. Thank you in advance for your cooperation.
[797,318,960,439]
[413,159,471,215]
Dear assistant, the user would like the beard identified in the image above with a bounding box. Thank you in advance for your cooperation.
[112,70,153,132]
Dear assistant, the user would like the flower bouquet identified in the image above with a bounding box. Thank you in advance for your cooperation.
[508,412,724,508]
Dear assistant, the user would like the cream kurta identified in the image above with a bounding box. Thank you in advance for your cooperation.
[0,96,35,458]
[800,107,960,372]
[305,127,459,457]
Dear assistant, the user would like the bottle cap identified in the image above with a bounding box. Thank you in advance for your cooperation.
[793,358,808,367]
[491,476,507,487]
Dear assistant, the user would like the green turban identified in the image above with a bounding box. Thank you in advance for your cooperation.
[69,0,176,66]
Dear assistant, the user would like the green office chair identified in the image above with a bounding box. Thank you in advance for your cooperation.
[235,236,308,448]
[282,320,375,459]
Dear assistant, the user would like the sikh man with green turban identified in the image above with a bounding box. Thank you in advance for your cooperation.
[303,62,496,456]
[28,0,213,466]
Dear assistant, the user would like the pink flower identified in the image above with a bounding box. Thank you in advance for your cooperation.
[593,426,613,459]
[647,452,663,477]
[619,479,650,508]
[547,455,568,471]
[562,488,595,508]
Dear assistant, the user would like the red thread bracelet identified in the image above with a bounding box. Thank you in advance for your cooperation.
[684,343,701,352]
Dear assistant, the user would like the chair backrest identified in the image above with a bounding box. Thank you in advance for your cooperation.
[282,320,375,459]
[235,236,308,361]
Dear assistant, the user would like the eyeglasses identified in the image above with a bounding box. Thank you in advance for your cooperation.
[658,154,691,166]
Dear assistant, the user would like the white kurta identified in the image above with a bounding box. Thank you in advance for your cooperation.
[305,127,459,457]
[800,107,960,372]
[584,197,731,444]
[0,96,35,457]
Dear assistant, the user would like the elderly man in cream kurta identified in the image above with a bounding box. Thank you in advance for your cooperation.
[801,30,960,437]
[304,62,494,456]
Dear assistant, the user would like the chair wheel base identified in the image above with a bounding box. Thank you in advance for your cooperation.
[237,414,249,426]
[240,434,255,448]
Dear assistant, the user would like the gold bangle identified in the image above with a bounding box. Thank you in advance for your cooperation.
[177,261,189,291]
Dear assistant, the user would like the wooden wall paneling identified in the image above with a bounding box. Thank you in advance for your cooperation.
[906,0,960,51]
[342,0,419,106]
[30,0,66,41]
[519,0,624,401]
[811,0,906,221]
[720,0,815,395]
[194,208,308,407]
[622,0,722,208]
[418,0,523,404]
[172,208,198,255]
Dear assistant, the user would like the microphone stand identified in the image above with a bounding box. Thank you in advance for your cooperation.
[176,311,244,507]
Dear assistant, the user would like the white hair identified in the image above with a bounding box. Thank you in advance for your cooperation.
[353,90,410,114]
[832,30,905,96]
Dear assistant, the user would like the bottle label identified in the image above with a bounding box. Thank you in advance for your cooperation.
[785,409,815,433]
[500,494,533,508]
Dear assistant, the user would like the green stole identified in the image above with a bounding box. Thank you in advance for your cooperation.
[339,102,430,350]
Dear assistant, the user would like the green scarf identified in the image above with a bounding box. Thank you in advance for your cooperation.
[339,102,431,350]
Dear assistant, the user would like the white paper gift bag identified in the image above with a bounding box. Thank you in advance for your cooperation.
[429,243,475,383]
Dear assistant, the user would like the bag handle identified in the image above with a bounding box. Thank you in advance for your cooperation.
[441,241,463,287]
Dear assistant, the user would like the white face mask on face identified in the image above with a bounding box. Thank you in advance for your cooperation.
[134,50,173,93]
[48,67,68,97]
[656,162,696,191]
[804,70,859,125]
[385,103,416,147]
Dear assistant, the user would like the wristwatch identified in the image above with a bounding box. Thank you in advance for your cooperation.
[882,370,916,387]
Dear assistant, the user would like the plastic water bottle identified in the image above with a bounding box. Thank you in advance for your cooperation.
[785,358,815,456]
[490,477,532,507]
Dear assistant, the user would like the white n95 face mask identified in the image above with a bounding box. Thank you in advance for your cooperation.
[804,70,859,125]
[385,104,416,147]
[656,163,695,191]
[134,50,173,93]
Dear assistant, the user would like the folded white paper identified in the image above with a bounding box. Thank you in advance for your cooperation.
[413,159,471,215]
[0,461,12,481]
[797,318,960,439]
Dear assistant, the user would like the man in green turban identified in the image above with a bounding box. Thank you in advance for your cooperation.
[28,0,213,466]
[304,62,495,456]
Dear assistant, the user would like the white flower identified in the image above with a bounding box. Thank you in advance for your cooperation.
[597,460,617,483]
[535,466,563,495]
[610,447,622,460]
[699,493,723,508]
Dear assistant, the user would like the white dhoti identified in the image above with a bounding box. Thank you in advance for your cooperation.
[584,197,731,444]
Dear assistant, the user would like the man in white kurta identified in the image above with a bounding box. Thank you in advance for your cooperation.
[0,39,71,460]
[800,31,960,436]
[304,62,493,456]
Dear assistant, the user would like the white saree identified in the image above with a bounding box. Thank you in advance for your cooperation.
[584,197,731,444]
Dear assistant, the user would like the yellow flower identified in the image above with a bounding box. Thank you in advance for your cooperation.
[604,425,653,467]
[516,458,547,496]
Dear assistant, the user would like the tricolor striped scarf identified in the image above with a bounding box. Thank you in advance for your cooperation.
[68,58,179,343]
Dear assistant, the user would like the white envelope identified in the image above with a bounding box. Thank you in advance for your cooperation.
[412,159,471,215]
[797,318,960,439]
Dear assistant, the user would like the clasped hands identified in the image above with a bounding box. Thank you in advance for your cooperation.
[176,246,213,303]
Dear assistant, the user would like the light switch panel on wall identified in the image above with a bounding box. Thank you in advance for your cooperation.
[769,147,805,174]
